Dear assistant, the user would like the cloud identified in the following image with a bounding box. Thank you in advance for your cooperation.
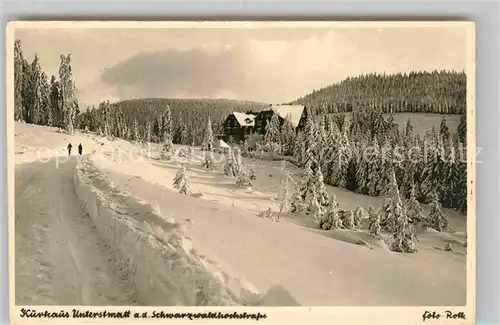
[16,26,467,105]
[100,45,244,100]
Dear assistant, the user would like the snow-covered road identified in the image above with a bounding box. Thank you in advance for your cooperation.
[15,156,141,305]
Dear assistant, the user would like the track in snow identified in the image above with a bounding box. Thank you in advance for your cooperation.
[15,155,141,306]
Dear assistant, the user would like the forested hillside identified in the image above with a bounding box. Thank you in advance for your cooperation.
[294,71,466,115]
[76,98,268,146]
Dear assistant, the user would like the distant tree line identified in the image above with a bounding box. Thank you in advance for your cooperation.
[76,98,269,146]
[294,70,466,116]
[14,40,79,133]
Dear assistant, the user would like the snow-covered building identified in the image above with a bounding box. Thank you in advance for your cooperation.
[253,104,308,135]
[223,111,258,143]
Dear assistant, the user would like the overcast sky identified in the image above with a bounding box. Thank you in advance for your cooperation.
[15,25,467,108]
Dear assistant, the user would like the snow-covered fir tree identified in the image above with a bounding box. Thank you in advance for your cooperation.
[224,147,239,177]
[405,182,425,225]
[133,118,139,142]
[293,131,305,165]
[308,192,324,225]
[442,136,459,208]
[264,112,281,150]
[343,211,355,230]
[440,116,451,141]
[236,167,252,188]
[388,203,418,254]
[423,191,451,232]
[233,147,244,176]
[59,54,77,134]
[379,137,395,195]
[312,164,329,207]
[367,206,381,238]
[277,169,294,219]
[405,118,414,139]
[297,159,315,202]
[380,169,406,232]
[302,114,318,169]
[355,140,370,194]
[319,195,343,230]
[328,139,346,187]
[202,116,215,151]
[202,149,216,170]
[29,53,44,125]
[420,133,445,202]
[367,137,383,196]
[173,164,192,196]
[354,206,365,229]
[290,189,306,213]
[14,40,25,122]
[160,105,174,159]
[280,114,296,156]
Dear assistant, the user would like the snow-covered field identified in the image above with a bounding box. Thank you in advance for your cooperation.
[13,121,467,306]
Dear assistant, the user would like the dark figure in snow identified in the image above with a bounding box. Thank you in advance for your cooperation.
[78,143,83,156]
[67,143,72,156]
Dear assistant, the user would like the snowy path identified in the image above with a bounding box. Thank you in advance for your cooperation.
[15,155,141,305]
[100,168,466,306]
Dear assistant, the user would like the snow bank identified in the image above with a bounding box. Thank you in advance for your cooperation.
[73,157,256,306]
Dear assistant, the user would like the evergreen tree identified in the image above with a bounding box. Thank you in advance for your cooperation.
[160,105,174,158]
[354,206,365,229]
[59,54,77,134]
[355,141,370,194]
[302,114,318,169]
[202,116,215,151]
[323,195,344,230]
[233,147,244,176]
[133,118,139,141]
[280,114,296,156]
[298,159,315,201]
[224,147,239,177]
[14,40,25,121]
[313,164,329,207]
[202,150,216,170]
[389,210,418,253]
[458,114,466,144]
[423,191,451,232]
[173,164,192,196]
[405,118,414,139]
[236,167,252,187]
[146,122,152,143]
[441,136,460,208]
[308,192,324,225]
[29,53,44,125]
[343,211,355,230]
[367,206,381,238]
[49,75,62,128]
[328,134,348,188]
[380,169,406,232]
[21,57,32,122]
[277,172,294,219]
[40,72,52,126]
[264,112,281,148]
[405,182,425,225]
[440,116,451,142]
[367,138,383,196]
[293,131,305,165]
[420,133,445,202]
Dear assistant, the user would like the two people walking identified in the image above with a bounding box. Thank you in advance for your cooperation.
[67,142,83,156]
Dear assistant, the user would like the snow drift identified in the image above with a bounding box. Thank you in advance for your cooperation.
[73,156,257,306]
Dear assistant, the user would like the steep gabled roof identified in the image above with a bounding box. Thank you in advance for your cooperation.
[232,112,256,127]
[269,104,305,128]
